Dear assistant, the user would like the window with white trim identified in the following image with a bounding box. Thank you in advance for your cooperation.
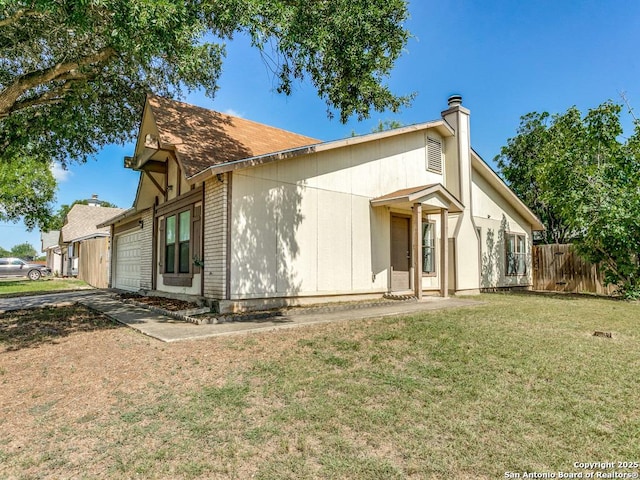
[506,233,526,276]
[422,222,436,274]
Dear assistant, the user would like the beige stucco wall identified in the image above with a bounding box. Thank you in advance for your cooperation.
[472,169,533,288]
[156,272,202,295]
[442,106,481,293]
[46,250,63,275]
[135,172,162,210]
[167,158,179,201]
[134,105,159,159]
[230,130,447,299]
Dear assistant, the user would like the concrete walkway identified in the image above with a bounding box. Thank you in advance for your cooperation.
[1,290,483,342]
[77,293,483,342]
[0,290,99,313]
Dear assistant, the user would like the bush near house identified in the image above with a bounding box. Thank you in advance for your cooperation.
[497,102,640,298]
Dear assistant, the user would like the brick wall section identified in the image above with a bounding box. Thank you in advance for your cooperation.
[139,209,154,290]
[203,176,228,299]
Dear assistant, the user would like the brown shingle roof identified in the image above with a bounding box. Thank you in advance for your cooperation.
[60,204,126,243]
[147,96,321,178]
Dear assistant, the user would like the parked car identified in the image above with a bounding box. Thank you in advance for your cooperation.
[0,258,51,280]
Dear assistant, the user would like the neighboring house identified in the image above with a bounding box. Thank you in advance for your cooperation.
[60,202,125,288]
[101,94,543,311]
[40,230,62,275]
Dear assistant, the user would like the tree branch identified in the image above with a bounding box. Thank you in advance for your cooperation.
[0,81,79,118]
[0,47,116,116]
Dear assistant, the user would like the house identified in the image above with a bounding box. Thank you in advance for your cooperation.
[101,94,544,311]
[40,230,62,275]
[59,202,125,288]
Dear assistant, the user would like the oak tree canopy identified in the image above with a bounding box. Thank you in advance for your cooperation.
[0,0,411,227]
[497,102,640,298]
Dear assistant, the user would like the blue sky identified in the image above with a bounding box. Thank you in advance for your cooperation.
[2,0,640,251]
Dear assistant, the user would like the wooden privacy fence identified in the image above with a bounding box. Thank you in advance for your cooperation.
[532,244,616,295]
[78,237,110,289]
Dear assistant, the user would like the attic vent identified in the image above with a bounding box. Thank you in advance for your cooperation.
[427,137,443,174]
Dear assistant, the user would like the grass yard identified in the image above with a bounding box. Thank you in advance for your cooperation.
[0,294,638,479]
[0,278,90,297]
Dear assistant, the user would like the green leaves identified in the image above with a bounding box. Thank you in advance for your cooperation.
[0,0,411,158]
[228,0,412,122]
[497,101,640,298]
[0,0,411,229]
[0,155,56,230]
[10,241,37,259]
[0,0,221,167]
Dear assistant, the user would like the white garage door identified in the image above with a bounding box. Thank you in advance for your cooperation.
[114,230,142,291]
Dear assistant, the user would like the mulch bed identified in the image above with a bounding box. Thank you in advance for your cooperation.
[114,292,200,311]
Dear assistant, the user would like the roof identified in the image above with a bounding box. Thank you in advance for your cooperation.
[188,119,455,183]
[133,96,542,231]
[40,230,60,251]
[96,207,153,228]
[145,95,320,178]
[60,204,126,243]
[370,184,464,213]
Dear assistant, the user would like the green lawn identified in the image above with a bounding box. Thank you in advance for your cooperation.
[1,293,639,479]
[0,278,90,296]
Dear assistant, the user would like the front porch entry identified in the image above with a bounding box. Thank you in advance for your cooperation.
[371,184,464,299]
[390,215,411,291]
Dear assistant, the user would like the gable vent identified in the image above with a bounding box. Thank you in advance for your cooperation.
[427,137,443,174]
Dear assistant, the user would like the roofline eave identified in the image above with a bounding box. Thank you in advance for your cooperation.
[370,183,464,213]
[60,232,111,245]
[96,206,154,228]
[186,144,320,184]
[186,120,455,185]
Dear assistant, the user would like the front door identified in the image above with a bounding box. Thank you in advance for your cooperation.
[391,215,411,291]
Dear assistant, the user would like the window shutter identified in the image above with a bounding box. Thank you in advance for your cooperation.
[158,217,165,271]
[427,138,443,173]
[192,205,202,274]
